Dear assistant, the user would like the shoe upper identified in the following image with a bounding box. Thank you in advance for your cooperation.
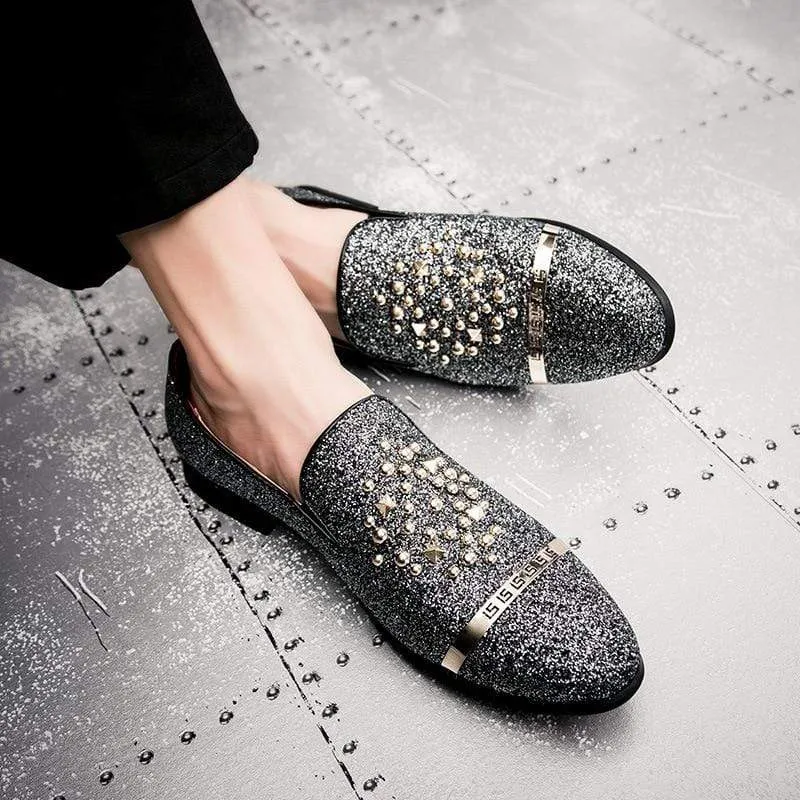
[299,395,642,707]
[337,213,538,386]
[167,343,643,709]
[282,185,674,387]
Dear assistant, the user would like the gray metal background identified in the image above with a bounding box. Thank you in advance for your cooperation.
[2,1,799,798]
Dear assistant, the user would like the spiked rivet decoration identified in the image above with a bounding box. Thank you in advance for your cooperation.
[376,494,397,517]
[411,322,427,337]
[423,533,446,563]
[422,458,440,474]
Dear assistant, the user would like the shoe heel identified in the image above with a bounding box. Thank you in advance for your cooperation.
[183,462,281,535]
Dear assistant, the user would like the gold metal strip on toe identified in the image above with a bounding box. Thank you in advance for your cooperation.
[527,223,561,384]
[441,538,568,675]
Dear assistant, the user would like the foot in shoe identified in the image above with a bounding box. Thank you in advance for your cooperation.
[167,341,645,712]
[121,176,371,500]
[250,181,675,387]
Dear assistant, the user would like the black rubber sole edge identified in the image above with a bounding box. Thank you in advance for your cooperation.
[184,461,645,715]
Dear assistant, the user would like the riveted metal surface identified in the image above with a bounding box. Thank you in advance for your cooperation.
[2,0,799,798]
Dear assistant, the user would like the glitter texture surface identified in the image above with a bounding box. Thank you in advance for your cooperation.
[338,214,535,386]
[167,346,641,708]
[283,186,672,386]
[544,227,669,383]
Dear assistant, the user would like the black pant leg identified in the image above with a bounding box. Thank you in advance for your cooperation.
[0,1,258,290]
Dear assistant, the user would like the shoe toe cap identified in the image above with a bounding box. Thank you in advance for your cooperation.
[543,227,673,383]
[459,553,643,711]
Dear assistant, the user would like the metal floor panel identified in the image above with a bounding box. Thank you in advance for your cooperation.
[2,0,799,799]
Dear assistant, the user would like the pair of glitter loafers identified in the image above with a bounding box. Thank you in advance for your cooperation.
[168,192,672,712]
[282,185,675,387]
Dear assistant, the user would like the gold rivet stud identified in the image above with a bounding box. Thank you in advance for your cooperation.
[423,534,445,563]
[372,528,388,544]
[395,551,411,567]
[411,321,427,337]
[422,458,440,474]
[375,494,397,516]
[372,553,384,566]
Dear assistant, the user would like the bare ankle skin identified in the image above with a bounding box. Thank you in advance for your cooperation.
[247,179,367,341]
[120,177,371,500]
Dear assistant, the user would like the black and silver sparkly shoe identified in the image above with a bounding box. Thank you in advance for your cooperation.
[281,185,674,387]
[166,341,643,712]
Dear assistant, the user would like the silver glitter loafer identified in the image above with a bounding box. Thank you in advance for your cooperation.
[281,185,674,386]
[166,342,643,712]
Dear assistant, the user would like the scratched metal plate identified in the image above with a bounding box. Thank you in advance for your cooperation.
[243,0,770,207]
[625,0,800,92]
[2,0,799,799]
